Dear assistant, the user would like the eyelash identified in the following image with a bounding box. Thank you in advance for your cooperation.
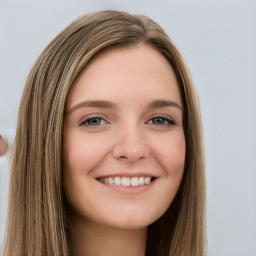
[148,116,175,126]
[80,115,175,127]
[80,116,107,126]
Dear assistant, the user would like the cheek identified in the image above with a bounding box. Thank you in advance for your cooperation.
[152,131,186,176]
[62,133,110,206]
[63,133,109,174]
[62,133,111,213]
[140,131,185,223]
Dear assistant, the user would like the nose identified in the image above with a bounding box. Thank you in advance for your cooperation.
[112,123,149,162]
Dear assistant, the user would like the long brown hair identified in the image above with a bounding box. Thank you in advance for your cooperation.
[2,10,205,256]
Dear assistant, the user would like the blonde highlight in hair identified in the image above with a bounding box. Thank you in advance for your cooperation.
[2,10,205,256]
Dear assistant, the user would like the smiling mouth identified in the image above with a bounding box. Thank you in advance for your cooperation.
[98,176,156,187]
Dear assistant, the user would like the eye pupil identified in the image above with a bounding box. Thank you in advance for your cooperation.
[153,118,165,125]
[88,118,101,125]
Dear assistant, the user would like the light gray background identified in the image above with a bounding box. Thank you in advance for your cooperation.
[0,0,255,255]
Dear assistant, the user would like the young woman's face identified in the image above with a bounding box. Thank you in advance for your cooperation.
[63,44,185,230]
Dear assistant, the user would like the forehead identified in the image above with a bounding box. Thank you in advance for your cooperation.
[66,44,182,107]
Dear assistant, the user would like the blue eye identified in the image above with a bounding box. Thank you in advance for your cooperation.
[149,117,175,126]
[81,117,106,126]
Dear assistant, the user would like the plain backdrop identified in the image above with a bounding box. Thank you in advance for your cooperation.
[0,0,255,255]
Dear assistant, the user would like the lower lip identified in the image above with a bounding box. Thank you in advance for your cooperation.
[97,179,157,195]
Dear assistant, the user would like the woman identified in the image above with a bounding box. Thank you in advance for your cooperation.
[2,10,205,256]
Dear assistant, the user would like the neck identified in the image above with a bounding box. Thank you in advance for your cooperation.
[69,217,147,256]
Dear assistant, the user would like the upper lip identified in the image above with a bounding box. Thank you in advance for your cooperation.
[96,172,158,178]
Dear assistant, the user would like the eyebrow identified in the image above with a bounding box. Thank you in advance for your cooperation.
[67,99,182,114]
[146,99,183,111]
[67,100,118,114]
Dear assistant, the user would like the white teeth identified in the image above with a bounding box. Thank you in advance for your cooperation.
[138,177,144,185]
[131,177,139,186]
[121,177,130,186]
[100,176,153,186]
[144,177,151,185]
[114,177,121,185]
[108,177,114,185]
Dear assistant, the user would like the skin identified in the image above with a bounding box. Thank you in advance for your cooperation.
[63,44,186,256]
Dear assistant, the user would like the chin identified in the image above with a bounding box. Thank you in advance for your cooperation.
[97,207,166,231]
